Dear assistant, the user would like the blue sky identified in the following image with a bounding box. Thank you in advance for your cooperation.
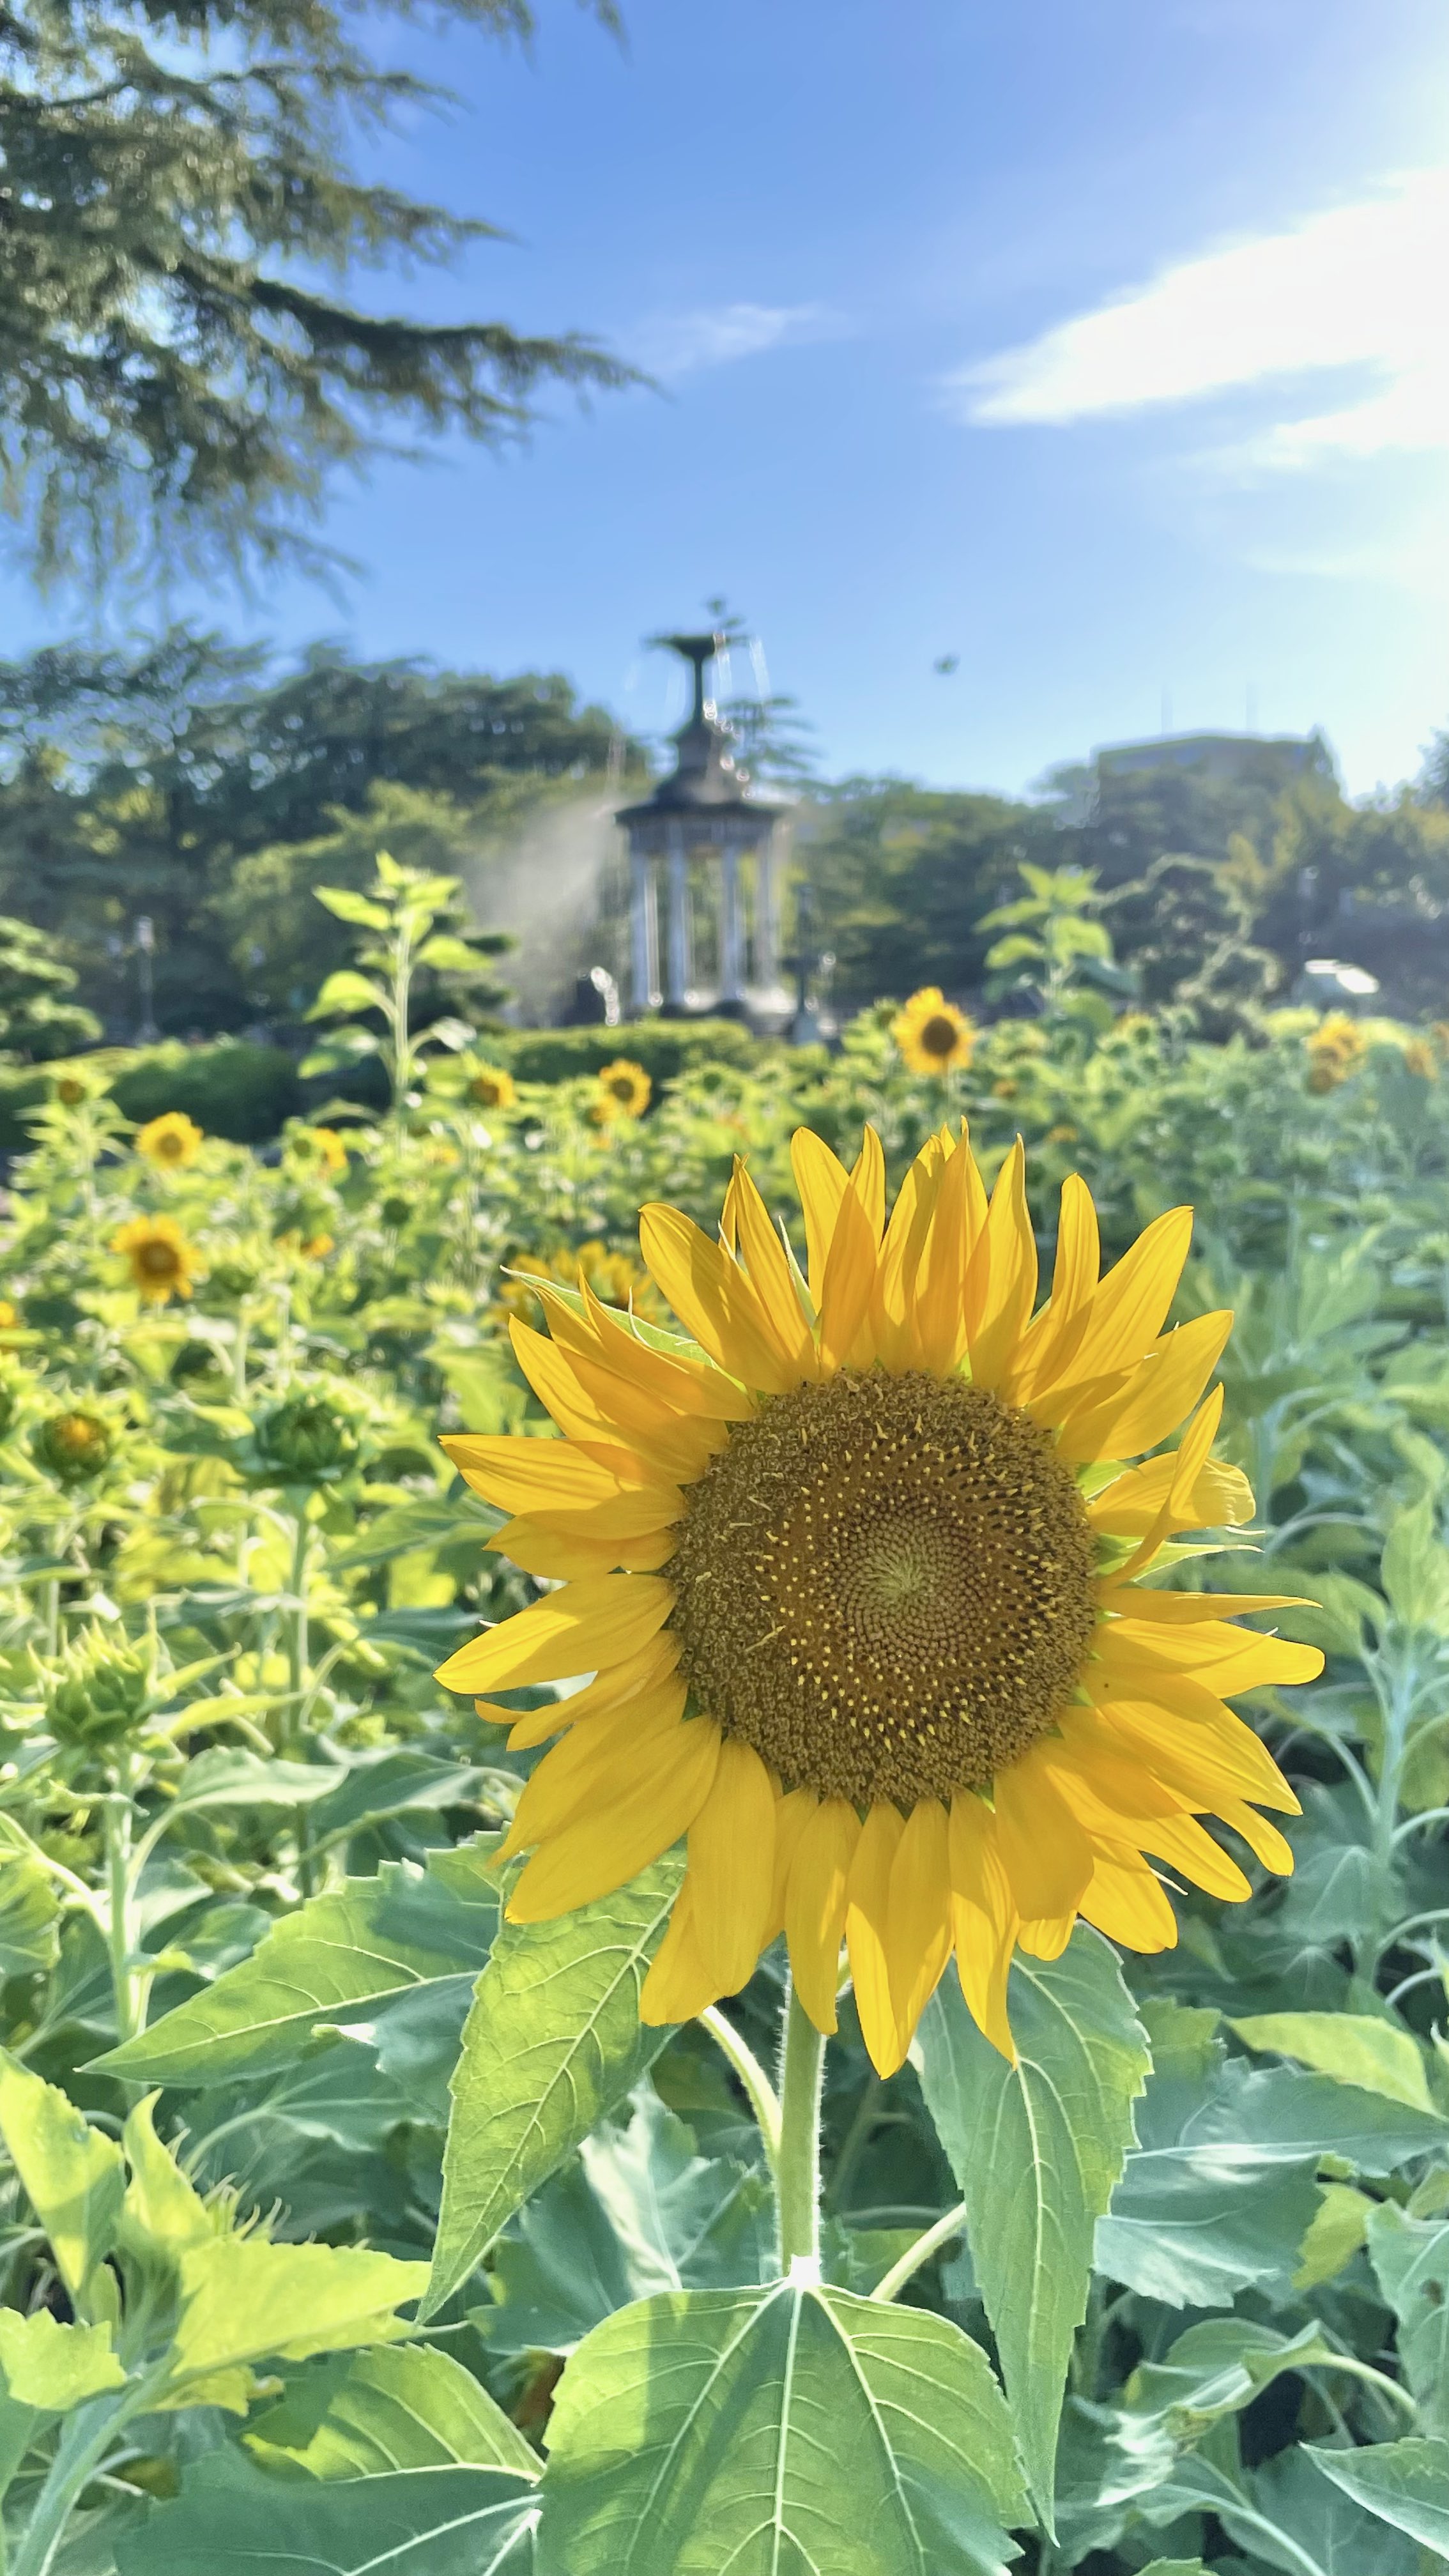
[8,0,1449,795]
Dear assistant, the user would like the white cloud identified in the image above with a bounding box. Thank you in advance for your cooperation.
[949,170,1449,464]
[631,301,836,379]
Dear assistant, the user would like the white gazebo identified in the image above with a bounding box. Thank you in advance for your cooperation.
[616,632,789,1020]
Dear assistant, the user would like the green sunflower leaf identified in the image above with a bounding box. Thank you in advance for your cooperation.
[116,2446,538,2575]
[91,1850,499,2087]
[423,1856,683,2318]
[535,2280,1027,2575]
[915,1926,1150,2528]
[1308,2437,1449,2559]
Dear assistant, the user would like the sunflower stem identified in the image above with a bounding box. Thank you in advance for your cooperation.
[699,2007,781,2173]
[776,1984,825,2274]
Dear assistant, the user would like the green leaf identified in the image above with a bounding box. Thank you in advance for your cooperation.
[0,1855,61,1977]
[480,2089,775,2358]
[535,2281,1027,2576]
[308,1751,487,1848]
[1367,2204,1449,2435]
[118,2093,214,2257]
[1231,2011,1434,2113]
[1142,2430,1420,2573]
[424,1856,683,2317]
[165,1748,348,1816]
[312,887,392,929]
[1137,2563,1208,2575]
[93,1852,498,2087]
[1381,1496,1449,1632]
[417,933,491,972]
[305,969,387,1022]
[0,2050,125,2306]
[1097,2057,1446,2306]
[1294,2182,1374,2289]
[117,2446,538,2575]
[915,1927,1149,2522]
[161,2236,429,2399]
[247,2344,538,2480]
[1310,2438,1449,2561]
[0,2310,125,2411]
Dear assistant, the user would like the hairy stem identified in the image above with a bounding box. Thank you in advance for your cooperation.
[775,1984,825,2275]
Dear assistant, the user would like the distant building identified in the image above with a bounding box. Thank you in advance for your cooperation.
[1093,730,1335,790]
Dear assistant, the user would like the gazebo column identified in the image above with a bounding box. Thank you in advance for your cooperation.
[755,826,780,989]
[630,845,659,1011]
[719,837,745,1004]
[665,821,691,1006]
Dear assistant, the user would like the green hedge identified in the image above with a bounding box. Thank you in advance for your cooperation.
[111,1043,302,1142]
[500,1018,763,1088]
[0,1018,769,1155]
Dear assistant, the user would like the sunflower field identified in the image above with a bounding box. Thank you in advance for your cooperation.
[2,862,1449,2576]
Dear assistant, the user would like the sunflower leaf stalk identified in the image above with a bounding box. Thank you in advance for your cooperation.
[776,1984,826,2274]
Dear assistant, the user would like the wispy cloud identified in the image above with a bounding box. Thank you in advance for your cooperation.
[631,301,838,380]
[947,169,1449,466]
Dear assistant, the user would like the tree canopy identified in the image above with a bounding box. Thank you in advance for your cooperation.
[0,0,629,585]
[0,629,636,1036]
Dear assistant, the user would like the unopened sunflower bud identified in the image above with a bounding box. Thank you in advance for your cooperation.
[47,1627,152,1746]
[34,1411,114,1484]
[257,1391,362,1478]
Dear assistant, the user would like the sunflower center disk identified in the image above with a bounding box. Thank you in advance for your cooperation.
[668,1368,1099,1807]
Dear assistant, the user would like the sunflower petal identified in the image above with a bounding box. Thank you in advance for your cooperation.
[846,1802,909,2075]
[965,1138,1038,1387]
[1078,1845,1179,1951]
[725,1160,818,1377]
[818,1178,880,1371]
[947,1793,1018,2062]
[791,1130,851,1304]
[765,1786,818,1945]
[913,1134,988,1374]
[785,1795,860,2034]
[686,1737,778,1991]
[640,1884,721,2025]
[641,1204,804,1392]
[887,1798,954,2039]
[1059,1310,1233,1462]
[495,1633,682,1748]
[435,1574,673,1693]
[1004,1172,1100,1399]
[1135,1809,1252,1901]
[507,1717,721,1919]
[442,1434,659,1514]
[993,1747,1094,1920]
[1059,1204,1195,1391]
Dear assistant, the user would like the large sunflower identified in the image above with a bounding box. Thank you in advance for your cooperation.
[436,1128,1319,2073]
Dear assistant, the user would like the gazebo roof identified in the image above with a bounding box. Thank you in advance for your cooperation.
[616,632,788,826]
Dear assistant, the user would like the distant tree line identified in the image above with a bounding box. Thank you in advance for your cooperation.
[3,629,1449,1059]
[0,631,637,1046]
[804,735,1449,1032]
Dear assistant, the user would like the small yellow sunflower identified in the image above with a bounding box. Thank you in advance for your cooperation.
[288,1124,349,1177]
[135,1112,204,1169]
[1305,1013,1367,1092]
[892,987,976,1077]
[436,1126,1320,2074]
[468,1064,517,1113]
[1402,1038,1436,1081]
[111,1216,199,1305]
[0,1299,17,1331]
[593,1059,652,1123]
